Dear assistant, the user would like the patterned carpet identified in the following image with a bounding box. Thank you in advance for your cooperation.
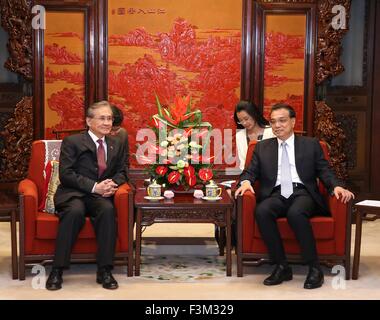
[139,255,226,282]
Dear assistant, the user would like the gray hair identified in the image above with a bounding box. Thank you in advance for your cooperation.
[86,101,112,118]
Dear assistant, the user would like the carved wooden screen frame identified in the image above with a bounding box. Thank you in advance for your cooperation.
[32,0,97,139]
[242,1,316,135]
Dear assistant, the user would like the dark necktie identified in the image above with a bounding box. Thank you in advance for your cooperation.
[97,139,107,177]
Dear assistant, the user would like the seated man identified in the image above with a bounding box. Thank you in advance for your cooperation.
[46,101,128,291]
[235,103,354,289]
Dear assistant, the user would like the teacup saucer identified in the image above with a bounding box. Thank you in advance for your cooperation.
[202,196,222,201]
[144,196,164,201]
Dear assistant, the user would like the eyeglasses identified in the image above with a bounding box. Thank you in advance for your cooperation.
[237,118,252,125]
[91,116,114,122]
[269,117,290,126]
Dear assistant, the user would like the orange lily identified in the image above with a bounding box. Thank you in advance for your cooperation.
[162,95,192,126]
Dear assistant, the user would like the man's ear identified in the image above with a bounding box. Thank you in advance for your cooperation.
[291,117,296,128]
[85,117,91,127]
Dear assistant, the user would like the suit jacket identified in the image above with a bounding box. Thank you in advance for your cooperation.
[113,127,129,179]
[54,132,127,208]
[239,136,342,212]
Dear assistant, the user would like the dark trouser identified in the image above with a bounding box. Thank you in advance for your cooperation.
[53,195,117,269]
[255,187,319,266]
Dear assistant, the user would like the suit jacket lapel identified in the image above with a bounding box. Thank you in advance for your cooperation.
[105,136,115,166]
[83,132,97,155]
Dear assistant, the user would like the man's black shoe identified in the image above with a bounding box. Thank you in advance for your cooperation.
[263,264,293,286]
[96,269,118,290]
[46,268,63,291]
[304,266,324,289]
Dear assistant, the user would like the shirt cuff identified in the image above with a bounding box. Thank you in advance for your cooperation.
[91,182,97,193]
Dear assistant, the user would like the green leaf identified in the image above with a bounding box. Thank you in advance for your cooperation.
[152,114,177,129]
[155,93,163,117]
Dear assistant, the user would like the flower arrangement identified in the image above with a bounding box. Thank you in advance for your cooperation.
[146,95,214,190]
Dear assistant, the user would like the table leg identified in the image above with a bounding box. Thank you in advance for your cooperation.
[226,209,232,277]
[135,209,142,276]
[219,227,225,256]
[11,209,18,279]
[352,209,363,280]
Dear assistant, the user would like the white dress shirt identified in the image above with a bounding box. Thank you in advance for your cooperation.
[88,130,107,160]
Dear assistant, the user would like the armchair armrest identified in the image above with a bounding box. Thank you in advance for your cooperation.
[237,190,257,252]
[328,195,352,255]
[18,179,39,252]
[18,179,38,220]
[114,183,133,252]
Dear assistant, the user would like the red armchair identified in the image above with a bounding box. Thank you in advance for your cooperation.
[18,140,134,280]
[236,140,352,279]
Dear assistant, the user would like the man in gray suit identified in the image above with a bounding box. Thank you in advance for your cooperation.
[46,101,127,291]
[235,103,354,289]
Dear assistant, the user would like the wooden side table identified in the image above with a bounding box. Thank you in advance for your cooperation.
[134,189,234,277]
[352,202,380,280]
[0,191,19,279]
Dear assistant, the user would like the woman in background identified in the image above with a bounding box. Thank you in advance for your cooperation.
[109,105,129,178]
[234,100,274,171]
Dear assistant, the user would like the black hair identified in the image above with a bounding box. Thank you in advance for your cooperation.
[111,104,124,127]
[233,100,269,129]
[270,103,296,118]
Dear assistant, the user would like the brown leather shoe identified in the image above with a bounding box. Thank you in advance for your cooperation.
[263,264,293,286]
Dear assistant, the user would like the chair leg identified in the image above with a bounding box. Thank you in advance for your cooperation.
[345,258,351,281]
[19,259,25,280]
[237,255,243,277]
[127,253,133,277]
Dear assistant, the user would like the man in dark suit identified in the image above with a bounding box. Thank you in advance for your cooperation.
[235,103,354,289]
[46,101,127,291]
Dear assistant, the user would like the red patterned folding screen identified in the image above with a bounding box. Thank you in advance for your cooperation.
[263,15,306,132]
[107,0,242,168]
[33,1,96,140]
[44,12,86,138]
[251,2,316,134]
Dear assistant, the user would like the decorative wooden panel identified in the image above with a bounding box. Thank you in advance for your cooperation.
[314,100,348,182]
[0,0,33,80]
[33,1,97,139]
[107,0,242,169]
[0,97,33,181]
[316,0,351,84]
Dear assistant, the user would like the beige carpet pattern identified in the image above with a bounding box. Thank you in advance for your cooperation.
[0,222,380,300]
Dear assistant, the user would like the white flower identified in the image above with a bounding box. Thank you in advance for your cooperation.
[177,160,186,168]
[160,140,169,147]
[189,141,202,148]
